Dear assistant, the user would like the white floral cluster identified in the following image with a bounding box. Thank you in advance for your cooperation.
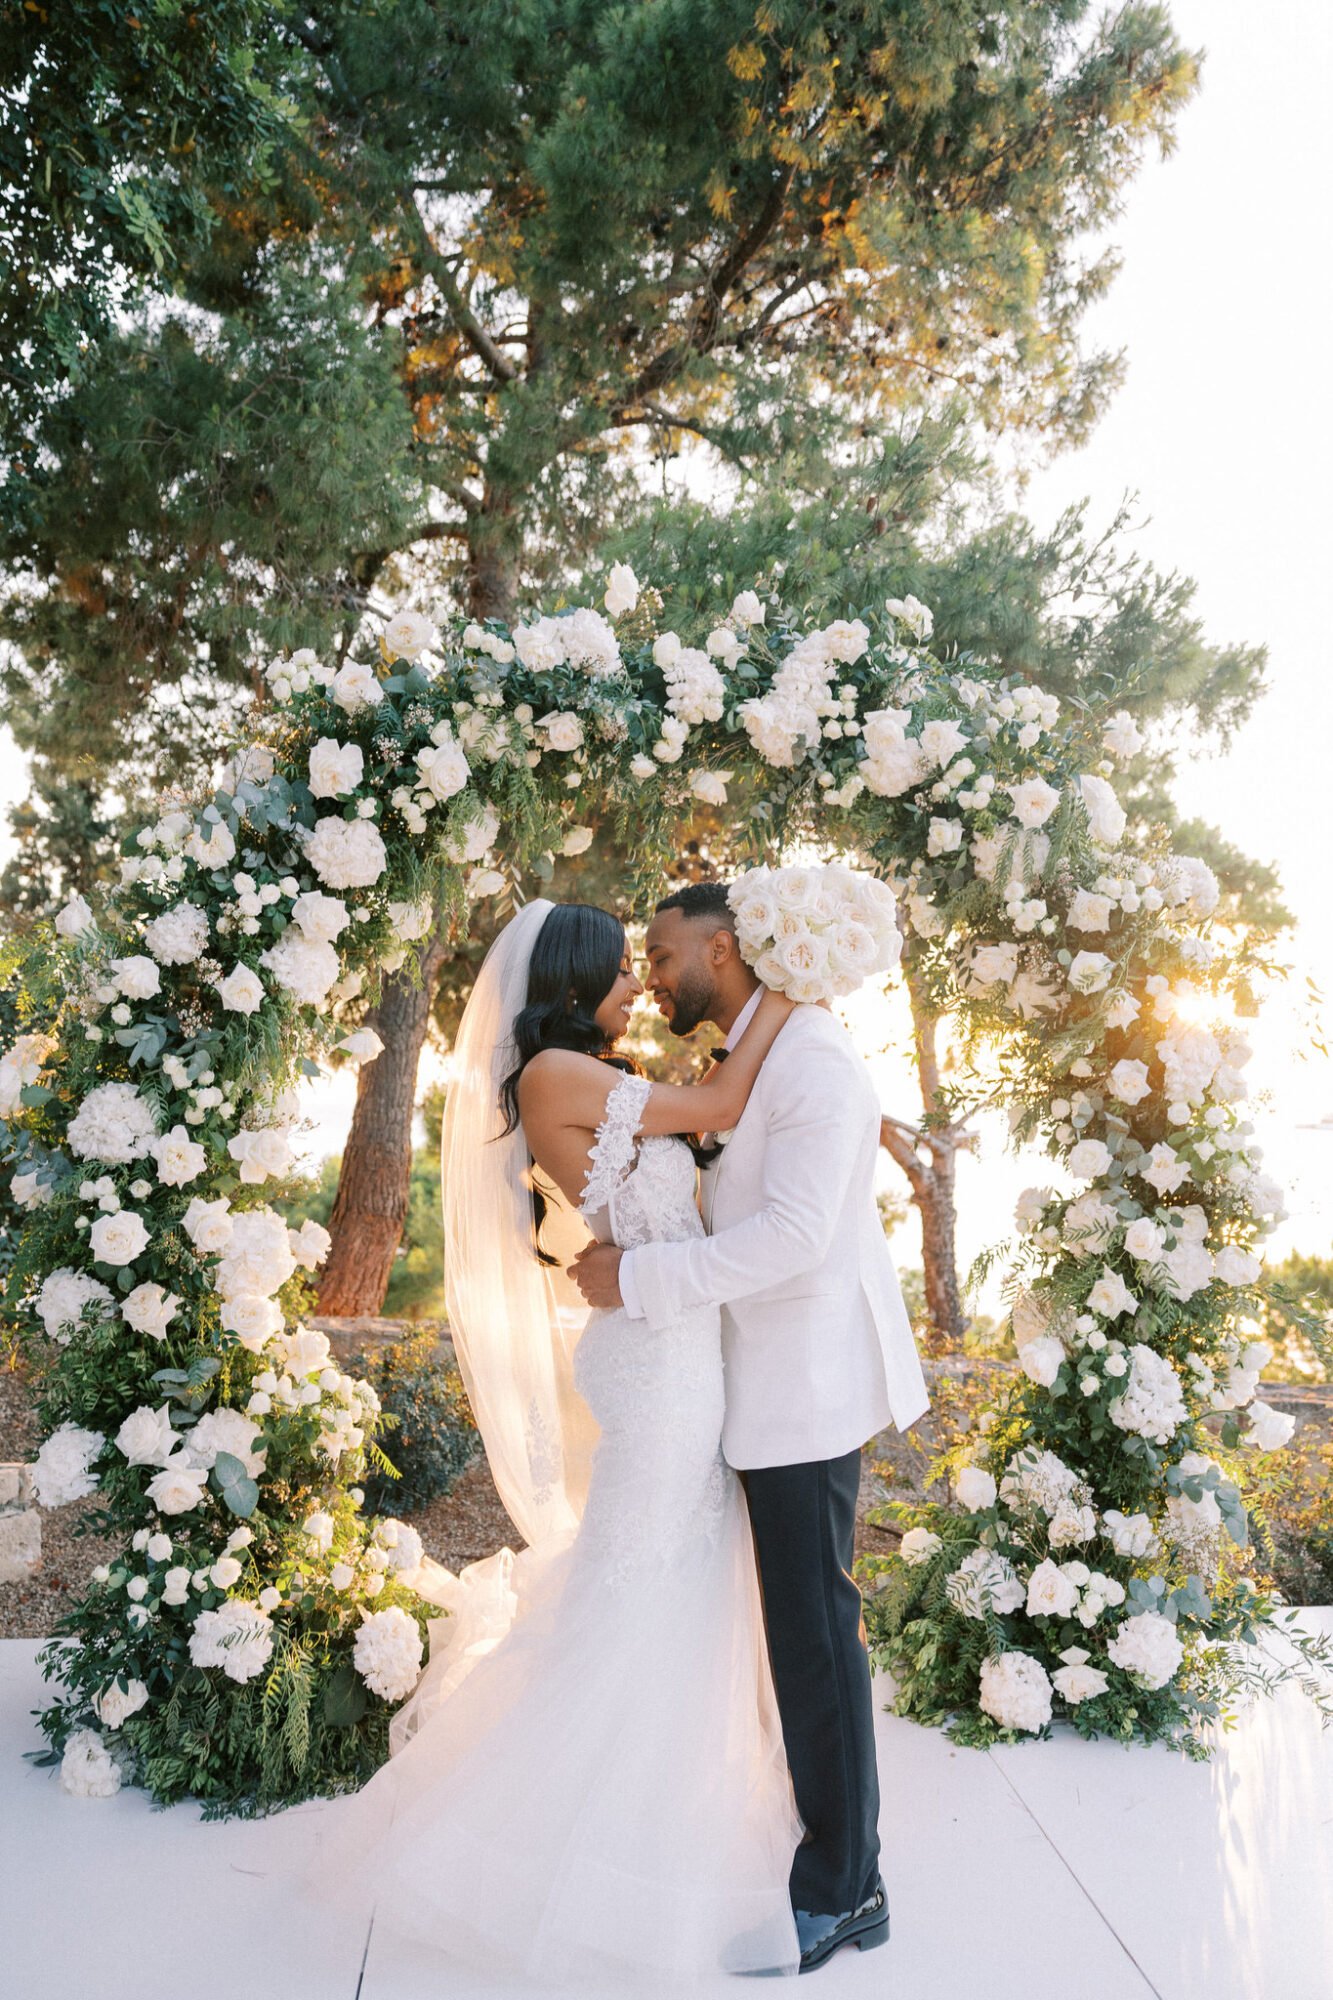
[738,617,869,772]
[728,861,901,1004]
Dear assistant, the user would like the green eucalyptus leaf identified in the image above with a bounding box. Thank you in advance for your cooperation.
[212,1450,259,1519]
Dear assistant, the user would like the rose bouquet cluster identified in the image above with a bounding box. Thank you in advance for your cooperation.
[728,862,902,1003]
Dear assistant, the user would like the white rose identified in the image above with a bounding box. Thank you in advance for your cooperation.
[956,1466,997,1511]
[308,738,365,800]
[1051,1648,1110,1704]
[1025,1559,1080,1619]
[115,1403,178,1468]
[1246,1400,1296,1452]
[1109,1058,1150,1105]
[1123,1218,1165,1263]
[88,1209,150,1267]
[1214,1246,1262,1287]
[383,608,437,659]
[1068,950,1112,994]
[304,816,387,891]
[1086,1267,1137,1320]
[216,963,266,1015]
[121,1282,180,1341]
[1007,777,1062,829]
[338,1028,385,1066]
[330,659,385,713]
[1102,711,1144,759]
[181,1194,234,1253]
[688,770,732,807]
[1078,773,1127,848]
[302,1510,335,1553]
[1068,1138,1113,1181]
[1019,1336,1066,1388]
[731,589,765,626]
[1142,1143,1189,1196]
[1068,890,1113,932]
[416,736,471,803]
[94,1678,149,1730]
[149,1124,208,1187]
[560,826,594,857]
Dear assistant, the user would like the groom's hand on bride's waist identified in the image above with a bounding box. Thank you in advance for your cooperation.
[569,1243,624,1308]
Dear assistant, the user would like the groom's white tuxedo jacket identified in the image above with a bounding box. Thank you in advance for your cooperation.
[622,1003,929,1470]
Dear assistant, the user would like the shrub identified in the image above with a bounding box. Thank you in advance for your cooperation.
[348,1331,477,1515]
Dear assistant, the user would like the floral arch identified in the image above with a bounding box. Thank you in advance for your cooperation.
[0,567,1312,1808]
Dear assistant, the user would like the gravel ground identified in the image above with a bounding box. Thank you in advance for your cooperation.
[4,1343,1325,1639]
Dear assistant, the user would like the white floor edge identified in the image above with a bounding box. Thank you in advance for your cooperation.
[2,1615,1330,2000]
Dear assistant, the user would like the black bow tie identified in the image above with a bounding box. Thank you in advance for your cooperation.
[709,1045,730,1064]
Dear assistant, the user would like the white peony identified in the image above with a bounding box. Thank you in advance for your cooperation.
[144,1460,209,1515]
[1068,889,1113,932]
[185,1406,267,1478]
[185,816,237,869]
[946,1549,1025,1620]
[216,962,266,1015]
[60,1727,122,1797]
[115,1403,178,1468]
[219,1294,284,1350]
[899,1527,943,1566]
[1102,711,1144,759]
[121,1282,180,1341]
[94,1678,149,1730]
[149,1124,208,1187]
[1214,1245,1262,1287]
[1142,1143,1189,1196]
[603,563,640,616]
[260,931,341,1008]
[109,954,161,1001]
[1018,1336,1066,1388]
[308,737,365,799]
[1087,1267,1138,1320]
[956,1467,997,1512]
[1078,773,1128,848]
[731,589,765,626]
[1107,1610,1184,1689]
[32,1422,104,1507]
[305,816,388,891]
[188,1600,275,1683]
[88,1208,150,1267]
[288,1219,332,1273]
[978,1652,1053,1734]
[181,1194,234,1253]
[1246,1400,1296,1452]
[1102,1510,1159,1559]
[353,1605,424,1702]
[35,1268,115,1344]
[55,892,96,938]
[143,901,209,965]
[1052,1647,1110,1704]
[67,1081,158,1164]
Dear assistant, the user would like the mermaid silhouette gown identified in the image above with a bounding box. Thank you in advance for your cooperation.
[304,1070,802,1985]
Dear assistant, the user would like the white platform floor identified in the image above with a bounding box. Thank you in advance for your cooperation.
[2,1618,1331,2000]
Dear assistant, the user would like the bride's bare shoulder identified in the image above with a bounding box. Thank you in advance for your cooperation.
[517,1048,612,1115]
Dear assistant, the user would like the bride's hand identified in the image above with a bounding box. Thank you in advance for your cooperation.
[635,982,795,1140]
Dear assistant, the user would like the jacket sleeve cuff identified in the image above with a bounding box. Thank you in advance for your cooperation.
[618,1248,646,1320]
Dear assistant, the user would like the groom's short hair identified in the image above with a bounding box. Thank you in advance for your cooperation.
[653,881,735,931]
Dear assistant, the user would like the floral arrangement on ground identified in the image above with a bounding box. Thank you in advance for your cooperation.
[1,566,1327,1809]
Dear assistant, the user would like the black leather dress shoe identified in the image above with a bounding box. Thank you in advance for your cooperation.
[796,1883,890,1974]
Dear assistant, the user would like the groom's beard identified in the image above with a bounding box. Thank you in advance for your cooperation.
[659,966,719,1038]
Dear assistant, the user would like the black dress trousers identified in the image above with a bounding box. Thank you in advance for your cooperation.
[739,1445,882,1918]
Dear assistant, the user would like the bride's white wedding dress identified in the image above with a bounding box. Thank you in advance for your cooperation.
[304,1069,802,1986]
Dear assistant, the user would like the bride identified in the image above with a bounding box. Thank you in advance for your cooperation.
[305,898,805,1983]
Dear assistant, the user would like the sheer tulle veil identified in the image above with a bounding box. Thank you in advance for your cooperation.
[389,897,598,1749]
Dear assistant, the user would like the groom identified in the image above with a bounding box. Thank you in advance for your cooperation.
[571,881,929,1974]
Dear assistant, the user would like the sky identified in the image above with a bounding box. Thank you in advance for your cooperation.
[1,0,1329,1304]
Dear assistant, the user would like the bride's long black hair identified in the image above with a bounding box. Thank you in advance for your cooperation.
[498,903,636,1137]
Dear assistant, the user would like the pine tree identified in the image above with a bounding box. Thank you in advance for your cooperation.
[2,2,1205,1310]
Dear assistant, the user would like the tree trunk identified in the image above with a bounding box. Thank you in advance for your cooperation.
[316,929,448,1316]
[877,949,972,1353]
[318,502,523,1316]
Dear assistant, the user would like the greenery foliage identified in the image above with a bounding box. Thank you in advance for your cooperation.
[348,1332,478,1518]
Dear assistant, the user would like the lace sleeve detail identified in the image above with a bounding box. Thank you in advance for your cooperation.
[579,1070,654,1218]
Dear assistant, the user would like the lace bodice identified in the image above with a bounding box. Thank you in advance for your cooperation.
[578,1069,705,1252]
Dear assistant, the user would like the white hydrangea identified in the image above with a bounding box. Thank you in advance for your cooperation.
[32,1422,104,1507]
[143,901,210,965]
[188,1600,275,1683]
[1107,1610,1184,1689]
[59,1727,122,1797]
[215,1207,298,1301]
[304,816,388,890]
[373,1518,424,1572]
[35,1268,115,1344]
[663,647,727,726]
[353,1605,424,1702]
[999,1448,1081,1519]
[67,1081,158,1164]
[260,931,341,1007]
[1108,1345,1188,1445]
[514,606,621,678]
[978,1652,1053,1734]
